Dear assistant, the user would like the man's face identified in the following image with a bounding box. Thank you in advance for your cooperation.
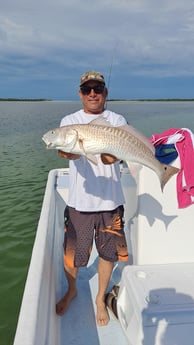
[79,81,108,114]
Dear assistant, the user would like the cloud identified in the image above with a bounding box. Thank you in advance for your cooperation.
[1,0,194,98]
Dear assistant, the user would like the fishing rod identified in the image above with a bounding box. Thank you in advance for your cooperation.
[106,42,118,107]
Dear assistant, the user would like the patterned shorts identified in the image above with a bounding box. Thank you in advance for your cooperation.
[63,205,128,268]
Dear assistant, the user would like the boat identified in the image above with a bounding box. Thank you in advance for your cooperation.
[13,160,194,345]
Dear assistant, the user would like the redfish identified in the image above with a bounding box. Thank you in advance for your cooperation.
[42,117,179,191]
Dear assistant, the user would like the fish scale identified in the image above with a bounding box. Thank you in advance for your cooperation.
[77,124,157,169]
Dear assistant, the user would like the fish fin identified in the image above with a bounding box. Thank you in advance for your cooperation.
[89,116,112,127]
[54,145,79,152]
[119,124,155,154]
[160,165,179,191]
[78,137,85,151]
[78,137,90,156]
[126,161,142,177]
[78,138,97,165]
[86,154,98,165]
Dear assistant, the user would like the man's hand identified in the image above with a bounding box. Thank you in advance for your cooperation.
[101,153,119,164]
[58,150,81,160]
[58,150,118,164]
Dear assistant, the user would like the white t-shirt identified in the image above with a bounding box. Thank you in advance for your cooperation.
[60,109,126,212]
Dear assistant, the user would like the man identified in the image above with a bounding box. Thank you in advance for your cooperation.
[56,71,128,326]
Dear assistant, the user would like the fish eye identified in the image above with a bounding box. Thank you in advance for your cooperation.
[51,130,55,134]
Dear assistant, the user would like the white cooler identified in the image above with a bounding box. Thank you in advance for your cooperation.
[117,263,194,345]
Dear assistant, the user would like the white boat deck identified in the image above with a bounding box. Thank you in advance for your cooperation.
[58,248,128,345]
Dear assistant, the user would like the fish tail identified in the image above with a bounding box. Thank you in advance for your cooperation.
[160,164,179,191]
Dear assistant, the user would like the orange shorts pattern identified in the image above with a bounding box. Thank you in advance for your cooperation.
[63,205,128,268]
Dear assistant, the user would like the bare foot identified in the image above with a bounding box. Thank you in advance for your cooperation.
[96,302,110,326]
[56,289,77,316]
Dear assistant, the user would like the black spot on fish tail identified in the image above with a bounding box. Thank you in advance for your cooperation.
[161,164,179,192]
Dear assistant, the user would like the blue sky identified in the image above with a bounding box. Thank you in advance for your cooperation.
[1,0,194,100]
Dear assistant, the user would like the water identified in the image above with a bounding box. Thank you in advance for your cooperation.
[1,100,194,344]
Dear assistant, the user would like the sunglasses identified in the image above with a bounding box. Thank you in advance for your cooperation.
[80,85,105,95]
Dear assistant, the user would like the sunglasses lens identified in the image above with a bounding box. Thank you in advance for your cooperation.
[80,87,90,95]
[95,86,105,94]
[81,85,105,95]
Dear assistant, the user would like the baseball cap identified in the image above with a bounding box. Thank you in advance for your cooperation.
[80,71,105,86]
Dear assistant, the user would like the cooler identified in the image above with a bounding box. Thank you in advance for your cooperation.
[117,264,194,345]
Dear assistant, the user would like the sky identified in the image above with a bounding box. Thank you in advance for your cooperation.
[1,0,194,100]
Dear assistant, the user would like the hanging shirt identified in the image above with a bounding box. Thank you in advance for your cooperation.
[150,128,194,208]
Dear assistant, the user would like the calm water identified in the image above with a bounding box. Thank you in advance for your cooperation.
[1,100,194,344]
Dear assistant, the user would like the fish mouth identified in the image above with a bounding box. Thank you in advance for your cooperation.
[42,136,52,148]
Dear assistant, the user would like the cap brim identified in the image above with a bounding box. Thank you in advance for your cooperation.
[80,78,105,86]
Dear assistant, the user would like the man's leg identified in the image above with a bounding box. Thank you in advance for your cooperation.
[56,264,78,316]
[56,207,95,316]
[95,206,128,326]
[95,257,114,326]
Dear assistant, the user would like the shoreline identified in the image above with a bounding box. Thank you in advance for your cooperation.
[0,98,194,102]
[107,98,194,102]
[0,98,51,102]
